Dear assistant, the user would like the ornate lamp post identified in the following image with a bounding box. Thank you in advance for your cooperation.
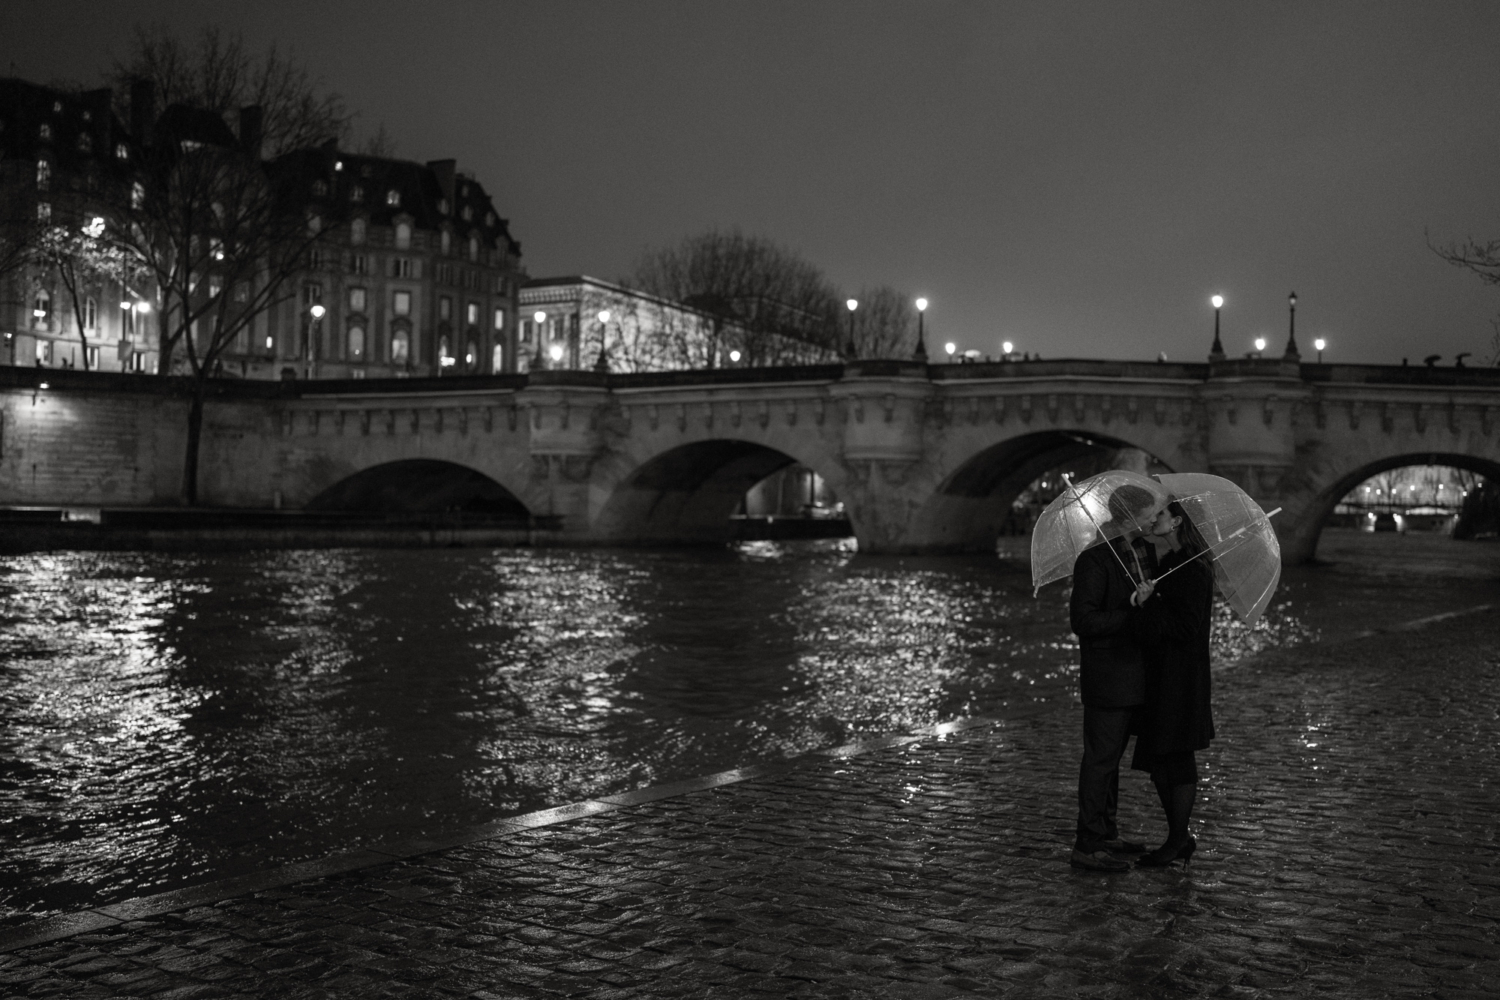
[845,298,858,360]
[1314,337,1326,364]
[307,303,325,379]
[1284,291,1301,361]
[1209,295,1225,360]
[913,297,929,361]
[532,310,547,370]
[944,341,957,362]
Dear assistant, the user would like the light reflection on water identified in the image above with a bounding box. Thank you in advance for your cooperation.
[0,533,1495,920]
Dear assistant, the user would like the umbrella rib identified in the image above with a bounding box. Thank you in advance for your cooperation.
[1062,474,1138,584]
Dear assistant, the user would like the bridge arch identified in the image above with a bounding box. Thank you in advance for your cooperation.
[592,439,844,546]
[908,429,1173,552]
[1289,451,1500,560]
[306,459,531,518]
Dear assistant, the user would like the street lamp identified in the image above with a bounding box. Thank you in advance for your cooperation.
[532,310,547,369]
[913,297,929,362]
[305,303,326,378]
[594,309,611,372]
[1209,295,1225,360]
[1314,337,1327,364]
[845,298,858,360]
[945,341,957,361]
[1284,291,1300,360]
[1002,340,1014,357]
[729,349,741,363]
[1253,336,1267,356]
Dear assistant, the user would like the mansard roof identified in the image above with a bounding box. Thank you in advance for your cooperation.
[0,77,130,179]
[271,145,521,257]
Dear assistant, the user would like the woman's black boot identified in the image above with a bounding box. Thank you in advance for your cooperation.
[1138,780,1197,868]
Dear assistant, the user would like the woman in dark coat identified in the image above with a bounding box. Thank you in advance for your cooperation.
[1130,499,1215,867]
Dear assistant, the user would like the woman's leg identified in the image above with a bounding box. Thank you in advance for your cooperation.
[1140,752,1198,865]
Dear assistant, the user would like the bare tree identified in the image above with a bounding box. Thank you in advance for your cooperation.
[29,217,132,370]
[1431,232,1500,365]
[107,26,349,502]
[631,229,842,367]
[847,285,918,360]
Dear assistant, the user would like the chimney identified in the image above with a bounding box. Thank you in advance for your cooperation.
[129,76,154,142]
[238,105,263,160]
[427,159,456,209]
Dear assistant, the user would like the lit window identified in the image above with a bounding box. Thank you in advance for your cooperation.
[439,296,452,322]
[81,109,91,122]
[349,287,366,312]
[84,297,97,329]
[52,100,62,113]
[116,143,129,160]
[350,254,369,275]
[76,133,92,153]
[491,343,503,371]
[394,222,411,249]
[438,336,453,367]
[36,202,51,221]
[388,257,412,278]
[351,185,364,203]
[466,302,479,325]
[438,198,448,215]
[390,327,410,362]
[39,123,51,140]
[348,325,365,359]
[393,290,411,316]
[467,236,478,262]
[493,308,505,330]
[131,181,144,209]
[36,159,50,190]
[32,289,51,326]
[350,218,366,245]
[440,230,451,255]
[87,346,99,369]
[234,283,249,303]
[466,340,478,369]
[462,205,472,221]
[334,160,344,171]
[386,189,400,207]
[308,214,322,234]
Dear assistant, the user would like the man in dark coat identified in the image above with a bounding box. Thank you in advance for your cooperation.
[1068,485,1160,872]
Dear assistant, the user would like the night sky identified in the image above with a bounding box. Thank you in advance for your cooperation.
[5,1,1499,366]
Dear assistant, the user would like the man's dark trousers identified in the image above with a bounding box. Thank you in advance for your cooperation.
[1076,705,1134,849]
[1069,539,1149,853]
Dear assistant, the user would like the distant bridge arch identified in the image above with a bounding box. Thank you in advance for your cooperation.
[307,459,531,518]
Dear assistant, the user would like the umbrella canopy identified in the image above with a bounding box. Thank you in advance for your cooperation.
[1154,472,1281,625]
[1030,470,1171,593]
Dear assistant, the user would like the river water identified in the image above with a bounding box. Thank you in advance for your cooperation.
[1,530,1496,922]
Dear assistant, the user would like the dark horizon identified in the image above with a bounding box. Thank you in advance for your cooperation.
[3,0,1498,367]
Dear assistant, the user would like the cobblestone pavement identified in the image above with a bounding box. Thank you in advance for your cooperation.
[1,606,1497,999]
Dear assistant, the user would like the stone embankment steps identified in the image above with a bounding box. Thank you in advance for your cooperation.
[1,604,1497,997]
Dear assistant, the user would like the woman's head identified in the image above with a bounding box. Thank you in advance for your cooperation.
[1152,500,1209,557]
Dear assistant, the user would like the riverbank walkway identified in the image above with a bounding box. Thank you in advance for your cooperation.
[2,606,1497,998]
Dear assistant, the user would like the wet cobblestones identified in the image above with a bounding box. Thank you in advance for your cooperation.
[1,607,1497,998]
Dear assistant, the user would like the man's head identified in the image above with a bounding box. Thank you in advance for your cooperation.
[1105,484,1163,539]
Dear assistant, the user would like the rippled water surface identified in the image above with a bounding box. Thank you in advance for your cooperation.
[2,530,1496,920]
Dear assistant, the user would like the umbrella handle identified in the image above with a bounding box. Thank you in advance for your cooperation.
[1148,507,1282,586]
[1062,474,1138,584]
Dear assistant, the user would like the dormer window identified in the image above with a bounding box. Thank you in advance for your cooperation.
[461,205,472,221]
[438,198,448,215]
[468,236,479,262]
[116,142,129,160]
[52,101,62,113]
[334,160,344,171]
[386,189,400,207]
[350,185,364,203]
[36,159,50,191]
[38,123,51,141]
[394,221,411,249]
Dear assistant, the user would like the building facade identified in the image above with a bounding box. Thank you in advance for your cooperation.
[225,150,525,380]
[0,77,154,373]
[518,275,839,373]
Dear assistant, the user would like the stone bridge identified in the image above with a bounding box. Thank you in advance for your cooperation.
[4,357,1499,563]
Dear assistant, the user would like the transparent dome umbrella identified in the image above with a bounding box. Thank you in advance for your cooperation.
[1031,470,1172,594]
[1152,472,1282,626]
